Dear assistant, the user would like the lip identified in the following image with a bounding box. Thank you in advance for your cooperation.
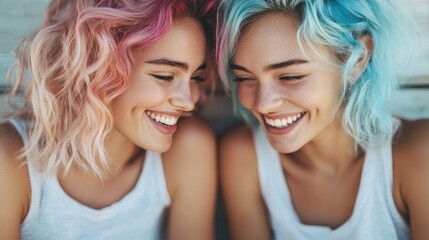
[146,111,180,135]
[147,110,182,118]
[262,112,306,135]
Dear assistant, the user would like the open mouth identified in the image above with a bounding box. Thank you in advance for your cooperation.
[145,110,180,135]
[263,111,306,129]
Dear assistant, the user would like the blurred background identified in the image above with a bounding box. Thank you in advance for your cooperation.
[0,0,428,239]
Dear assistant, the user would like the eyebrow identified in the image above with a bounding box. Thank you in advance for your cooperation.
[231,59,308,73]
[145,58,206,71]
[264,59,308,71]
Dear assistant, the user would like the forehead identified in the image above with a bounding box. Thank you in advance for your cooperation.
[234,12,304,64]
[134,17,206,64]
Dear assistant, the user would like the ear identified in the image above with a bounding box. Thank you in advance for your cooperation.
[350,35,373,82]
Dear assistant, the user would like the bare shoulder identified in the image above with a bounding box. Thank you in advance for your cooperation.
[220,124,255,159]
[393,119,429,230]
[0,122,31,238]
[164,116,216,165]
[162,116,217,239]
[393,119,429,167]
[219,124,258,193]
[0,122,24,151]
[0,121,28,178]
[171,115,216,150]
[220,125,271,239]
[220,124,257,174]
[394,119,429,151]
[163,116,216,196]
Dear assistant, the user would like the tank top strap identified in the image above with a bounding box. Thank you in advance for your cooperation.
[141,151,171,204]
[371,141,409,234]
[252,126,296,223]
[252,126,283,190]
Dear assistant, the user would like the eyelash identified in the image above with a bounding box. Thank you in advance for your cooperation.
[191,76,205,83]
[233,77,251,82]
[150,74,205,83]
[279,75,305,81]
[233,76,305,82]
[150,74,174,81]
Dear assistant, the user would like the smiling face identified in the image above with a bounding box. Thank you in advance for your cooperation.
[109,17,206,153]
[232,12,344,153]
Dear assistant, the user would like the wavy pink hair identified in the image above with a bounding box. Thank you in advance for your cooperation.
[7,0,218,178]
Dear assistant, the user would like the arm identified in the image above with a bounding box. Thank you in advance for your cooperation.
[393,120,429,240]
[0,123,31,239]
[220,125,271,240]
[163,116,217,240]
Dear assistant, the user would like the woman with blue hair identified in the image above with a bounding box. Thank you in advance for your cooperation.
[217,0,429,239]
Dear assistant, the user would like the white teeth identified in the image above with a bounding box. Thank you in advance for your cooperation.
[274,119,281,127]
[166,117,177,125]
[146,111,178,126]
[264,112,304,129]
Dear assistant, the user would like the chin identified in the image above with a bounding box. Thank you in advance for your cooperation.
[143,139,173,153]
[268,138,302,154]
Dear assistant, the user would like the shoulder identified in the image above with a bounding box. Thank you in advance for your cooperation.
[0,122,31,236]
[164,116,216,165]
[219,124,259,196]
[220,124,256,170]
[221,123,254,145]
[394,119,429,153]
[219,125,272,239]
[163,116,216,197]
[162,116,217,238]
[172,115,216,148]
[393,119,429,169]
[392,119,429,219]
[0,121,29,180]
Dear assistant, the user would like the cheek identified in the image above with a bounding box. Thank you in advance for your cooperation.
[191,84,201,103]
[125,80,170,108]
[139,85,170,105]
[236,84,256,109]
[298,80,341,118]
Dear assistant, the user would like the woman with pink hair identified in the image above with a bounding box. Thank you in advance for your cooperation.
[0,0,218,239]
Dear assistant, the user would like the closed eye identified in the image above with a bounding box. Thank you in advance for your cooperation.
[149,74,174,81]
[191,76,205,83]
[233,77,252,82]
[280,75,306,81]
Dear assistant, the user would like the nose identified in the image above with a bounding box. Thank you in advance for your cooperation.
[169,80,199,112]
[254,81,283,114]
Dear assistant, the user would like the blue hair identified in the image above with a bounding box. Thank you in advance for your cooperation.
[217,0,415,149]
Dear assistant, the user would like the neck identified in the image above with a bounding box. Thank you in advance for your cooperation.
[288,120,362,175]
[103,129,143,177]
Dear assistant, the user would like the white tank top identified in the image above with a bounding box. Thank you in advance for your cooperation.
[253,126,410,240]
[11,119,171,240]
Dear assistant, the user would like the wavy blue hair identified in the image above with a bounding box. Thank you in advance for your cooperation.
[217,0,415,149]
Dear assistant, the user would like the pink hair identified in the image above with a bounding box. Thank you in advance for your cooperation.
[7,0,218,178]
